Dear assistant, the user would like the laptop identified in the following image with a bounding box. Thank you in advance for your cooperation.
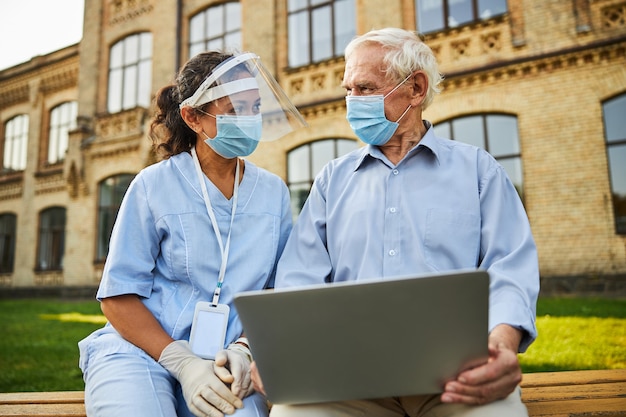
[233,270,490,405]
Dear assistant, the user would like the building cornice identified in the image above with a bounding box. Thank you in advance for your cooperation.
[443,35,626,89]
[0,49,79,110]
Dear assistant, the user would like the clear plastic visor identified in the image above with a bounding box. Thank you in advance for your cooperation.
[180,52,307,141]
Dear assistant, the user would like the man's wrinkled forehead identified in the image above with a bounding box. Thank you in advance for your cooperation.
[342,51,388,89]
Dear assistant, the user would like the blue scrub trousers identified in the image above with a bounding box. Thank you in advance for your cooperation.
[83,344,268,417]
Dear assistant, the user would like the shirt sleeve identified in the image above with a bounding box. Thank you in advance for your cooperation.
[478,157,540,352]
[275,172,333,288]
[96,173,159,300]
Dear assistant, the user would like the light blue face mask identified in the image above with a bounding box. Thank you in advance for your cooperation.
[202,114,263,159]
[345,75,412,146]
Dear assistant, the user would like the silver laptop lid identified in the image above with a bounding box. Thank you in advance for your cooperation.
[234,270,490,404]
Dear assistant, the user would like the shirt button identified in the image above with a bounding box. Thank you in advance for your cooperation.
[392,169,399,175]
[388,250,396,256]
[389,207,397,213]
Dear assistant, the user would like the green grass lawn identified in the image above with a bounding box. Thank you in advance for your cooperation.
[519,297,626,372]
[0,297,624,392]
[0,299,103,392]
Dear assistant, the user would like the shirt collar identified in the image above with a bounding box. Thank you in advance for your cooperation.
[353,120,440,171]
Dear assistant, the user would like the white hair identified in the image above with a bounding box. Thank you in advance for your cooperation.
[344,28,443,109]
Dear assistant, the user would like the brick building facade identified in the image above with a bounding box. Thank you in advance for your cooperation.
[0,0,624,292]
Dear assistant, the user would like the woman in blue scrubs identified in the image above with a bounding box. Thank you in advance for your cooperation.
[79,51,304,417]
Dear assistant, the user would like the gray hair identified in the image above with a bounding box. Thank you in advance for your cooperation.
[344,28,443,109]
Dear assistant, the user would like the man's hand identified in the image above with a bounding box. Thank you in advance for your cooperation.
[158,340,243,417]
[250,361,266,396]
[441,324,523,405]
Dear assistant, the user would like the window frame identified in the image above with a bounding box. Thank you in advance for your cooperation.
[96,174,135,262]
[47,101,78,165]
[107,32,153,113]
[0,213,16,274]
[602,93,626,234]
[36,207,66,272]
[415,0,508,34]
[188,1,242,58]
[3,114,29,172]
[287,0,356,68]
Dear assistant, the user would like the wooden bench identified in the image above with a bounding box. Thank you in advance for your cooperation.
[0,391,85,417]
[521,369,626,416]
[0,369,624,416]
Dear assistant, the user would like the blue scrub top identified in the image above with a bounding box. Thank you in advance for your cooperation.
[82,151,292,359]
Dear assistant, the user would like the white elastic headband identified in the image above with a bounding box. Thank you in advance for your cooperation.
[179,52,260,109]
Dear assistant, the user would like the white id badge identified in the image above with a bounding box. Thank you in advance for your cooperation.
[189,302,230,359]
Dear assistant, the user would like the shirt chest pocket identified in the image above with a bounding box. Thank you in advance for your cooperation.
[158,213,217,284]
[423,209,480,271]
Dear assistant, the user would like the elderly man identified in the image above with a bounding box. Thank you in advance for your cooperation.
[255,27,539,417]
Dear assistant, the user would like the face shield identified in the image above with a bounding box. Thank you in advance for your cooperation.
[180,52,307,142]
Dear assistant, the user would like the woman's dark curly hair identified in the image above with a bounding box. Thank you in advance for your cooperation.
[149,51,233,159]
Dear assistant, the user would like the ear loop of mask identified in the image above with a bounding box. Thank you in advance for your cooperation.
[195,108,217,139]
[384,73,413,100]
[384,73,414,124]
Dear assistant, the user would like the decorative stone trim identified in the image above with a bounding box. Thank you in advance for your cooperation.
[94,107,147,143]
[40,66,79,95]
[443,39,626,91]
[34,271,64,286]
[108,0,154,25]
[282,59,346,106]
[299,99,345,119]
[88,142,141,160]
[0,179,23,201]
[0,84,29,109]
[35,172,66,196]
[602,1,626,28]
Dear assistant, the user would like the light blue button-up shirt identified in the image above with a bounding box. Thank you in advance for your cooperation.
[275,122,539,351]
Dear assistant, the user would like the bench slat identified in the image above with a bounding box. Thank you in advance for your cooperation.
[0,392,85,417]
[524,397,626,417]
[520,369,626,417]
[0,392,84,406]
[521,369,626,387]
[522,381,626,402]
[0,403,85,417]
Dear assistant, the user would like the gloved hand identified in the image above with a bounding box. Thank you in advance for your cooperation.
[158,340,243,417]
[214,342,254,399]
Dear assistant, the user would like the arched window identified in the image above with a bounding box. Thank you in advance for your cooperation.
[602,93,626,234]
[96,174,135,261]
[0,213,16,274]
[287,139,359,216]
[48,101,77,164]
[288,0,355,67]
[189,2,241,57]
[37,207,66,271]
[3,114,29,172]
[434,114,524,199]
[107,32,153,113]
[416,0,508,34]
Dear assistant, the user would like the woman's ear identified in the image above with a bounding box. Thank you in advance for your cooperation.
[409,71,428,107]
[180,107,201,133]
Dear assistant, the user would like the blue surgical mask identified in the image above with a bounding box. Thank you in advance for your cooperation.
[203,114,263,159]
[345,75,412,146]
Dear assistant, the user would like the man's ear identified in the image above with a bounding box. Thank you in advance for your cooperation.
[180,107,201,133]
[409,71,428,107]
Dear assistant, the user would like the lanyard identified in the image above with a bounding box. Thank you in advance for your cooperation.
[191,147,239,306]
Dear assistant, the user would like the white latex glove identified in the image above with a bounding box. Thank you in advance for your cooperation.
[158,340,243,417]
[214,343,254,399]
